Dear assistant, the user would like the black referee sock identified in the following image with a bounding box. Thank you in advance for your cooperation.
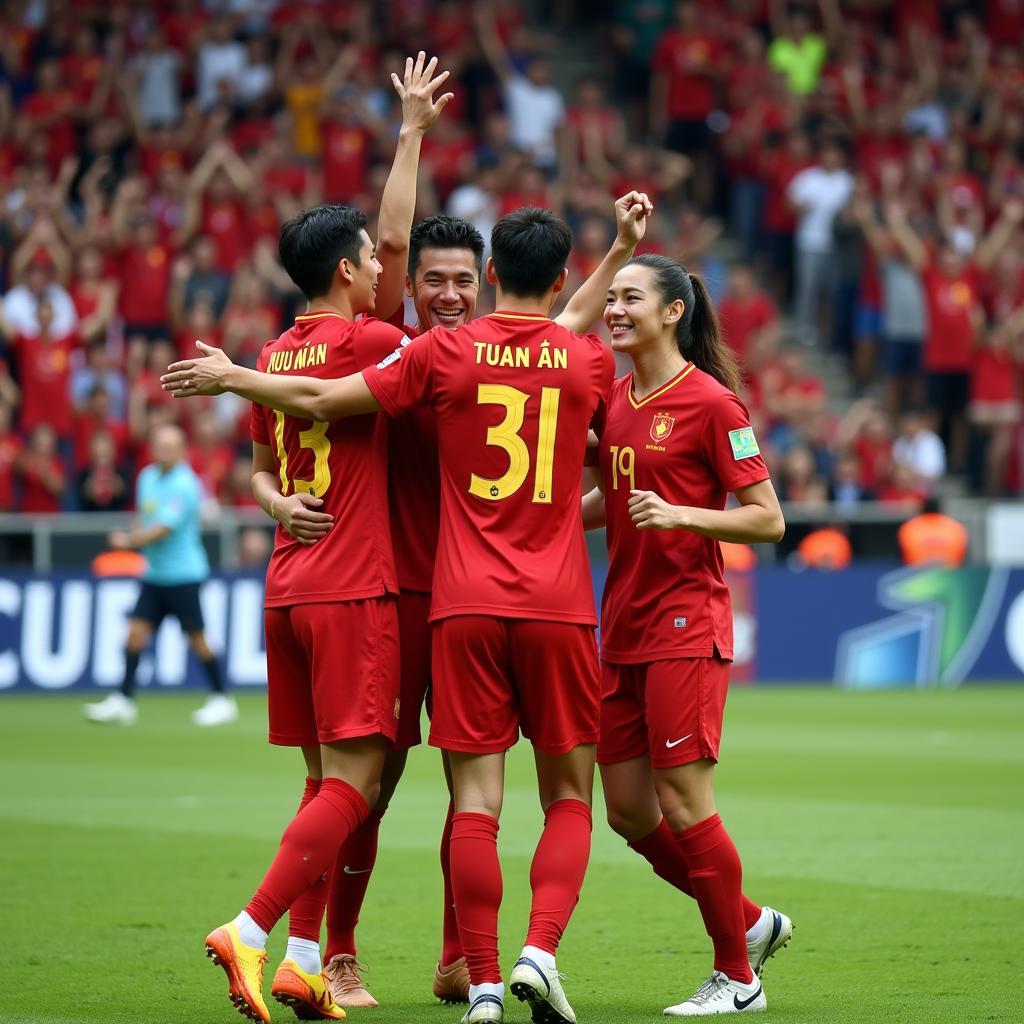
[200,655,226,694]
[120,651,141,699]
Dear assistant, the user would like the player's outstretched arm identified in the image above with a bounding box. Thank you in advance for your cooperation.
[628,479,785,543]
[555,191,652,334]
[162,342,382,421]
[376,51,453,320]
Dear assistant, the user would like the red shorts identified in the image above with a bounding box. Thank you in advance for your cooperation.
[597,654,732,768]
[264,597,400,747]
[429,616,600,756]
[394,589,432,750]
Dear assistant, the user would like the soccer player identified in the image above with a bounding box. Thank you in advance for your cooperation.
[162,199,652,1024]
[326,201,656,1009]
[193,56,455,1024]
[82,423,235,727]
[583,254,791,1016]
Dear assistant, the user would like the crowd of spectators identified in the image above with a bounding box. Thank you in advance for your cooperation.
[0,0,1021,519]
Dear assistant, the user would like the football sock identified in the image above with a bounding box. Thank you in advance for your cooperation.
[285,937,322,974]
[120,650,141,699]
[324,807,386,961]
[244,778,368,935]
[468,982,505,1005]
[232,910,268,950]
[439,799,463,965]
[520,944,555,971]
[450,812,503,984]
[288,777,327,942]
[200,654,226,693]
[524,799,592,955]
[746,905,772,943]
[674,813,754,984]
[632,819,763,930]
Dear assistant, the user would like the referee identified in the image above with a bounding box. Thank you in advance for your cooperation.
[84,424,237,726]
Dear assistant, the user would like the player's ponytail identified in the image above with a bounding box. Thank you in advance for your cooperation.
[629,254,742,395]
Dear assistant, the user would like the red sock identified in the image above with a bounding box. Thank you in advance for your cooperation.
[524,800,592,955]
[324,808,385,961]
[674,814,753,984]
[245,778,368,935]
[439,801,463,965]
[449,812,502,984]
[632,819,762,929]
[288,777,328,941]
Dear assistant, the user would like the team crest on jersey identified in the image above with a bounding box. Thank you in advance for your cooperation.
[650,413,675,443]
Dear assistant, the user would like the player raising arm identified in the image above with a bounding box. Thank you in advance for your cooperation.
[584,254,791,1017]
[165,203,650,1024]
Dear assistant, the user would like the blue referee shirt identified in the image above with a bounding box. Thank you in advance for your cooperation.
[136,462,209,585]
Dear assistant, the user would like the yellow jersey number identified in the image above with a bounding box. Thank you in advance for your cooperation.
[469,384,561,504]
[609,445,635,491]
[273,411,332,497]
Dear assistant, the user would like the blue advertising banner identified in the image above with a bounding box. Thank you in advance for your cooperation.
[0,566,1021,691]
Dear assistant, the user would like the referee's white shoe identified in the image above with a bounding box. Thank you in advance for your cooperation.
[83,692,138,725]
[192,694,239,727]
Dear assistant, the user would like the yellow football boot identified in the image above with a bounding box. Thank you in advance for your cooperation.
[271,958,348,1021]
[205,922,271,1024]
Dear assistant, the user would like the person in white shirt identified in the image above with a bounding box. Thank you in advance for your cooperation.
[892,411,946,493]
[2,259,78,339]
[476,7,565,173]
[787,140,854,346]
[197,17,247,111]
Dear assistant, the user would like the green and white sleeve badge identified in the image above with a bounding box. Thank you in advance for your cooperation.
[728,427,760,460]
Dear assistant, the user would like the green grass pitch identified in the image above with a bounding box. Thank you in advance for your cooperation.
[1,687,1021,1024]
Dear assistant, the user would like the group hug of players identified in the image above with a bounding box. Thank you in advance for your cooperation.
[161,54,792,1023]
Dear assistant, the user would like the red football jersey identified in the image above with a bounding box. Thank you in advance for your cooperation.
[363,311,615,624]
[596,364,769,663]
[385,321,440,593]
[250,312,405,607]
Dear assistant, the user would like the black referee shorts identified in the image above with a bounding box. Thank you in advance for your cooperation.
[130,581,205,634]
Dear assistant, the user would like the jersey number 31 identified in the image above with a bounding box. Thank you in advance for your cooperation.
[470,384,560,504]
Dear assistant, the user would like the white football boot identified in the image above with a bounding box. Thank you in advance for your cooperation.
[191,694,239,727]
[747,906,793,978]
[664,972,766,1016]
[83,692,138,725]
[461,992,504,1023]
[509,954,576,1024]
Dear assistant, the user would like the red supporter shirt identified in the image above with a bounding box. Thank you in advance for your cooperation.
[922,264,979,372]
[202,198,249,271]
[384,318,441,593]
[118,244,171,327]
[363,311,615,624]
[0,433,22,509]
[652,31,721,121]
[72,413,130,470]
[595,365,769,663]
[718,292,777,361]
[971,347,1019,404]
[11,333,77,435]
[321,122,373,202]
[250,312,404,607]
[18,453,64,513]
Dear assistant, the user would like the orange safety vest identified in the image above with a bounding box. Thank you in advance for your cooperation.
[797,528,852,570]
[897,513,968,567]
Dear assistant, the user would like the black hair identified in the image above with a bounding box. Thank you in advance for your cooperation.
[490,207,572,298]
[921,496,942,515]
[278,204,368,301]
[408,215,485,277]
[627,254,743,395]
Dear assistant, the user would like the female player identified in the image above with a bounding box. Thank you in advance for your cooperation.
[583,254,792,1016]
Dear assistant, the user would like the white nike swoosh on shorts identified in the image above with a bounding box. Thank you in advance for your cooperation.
[343,865,372,875]
[665,733,693,748]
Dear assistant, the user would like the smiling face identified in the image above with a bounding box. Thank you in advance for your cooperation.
[604,263,682,354]
[409,246,480,330]
[345,229,383,314]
